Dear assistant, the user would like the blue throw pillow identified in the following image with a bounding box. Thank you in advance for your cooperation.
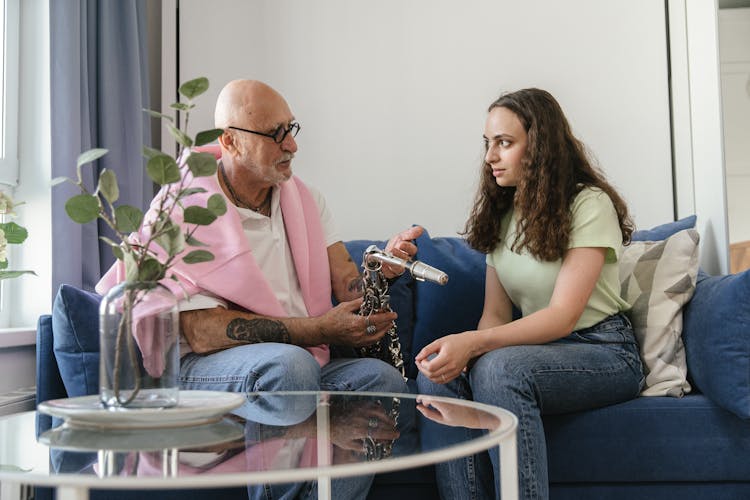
[632,215,696,241]
[51,284,103,398]
[411,229,486,362]
[344,239,416,377]
[682,268,750,418]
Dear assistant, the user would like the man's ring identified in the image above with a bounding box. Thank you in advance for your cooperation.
[368,417,378,429]
[365,317,377,335]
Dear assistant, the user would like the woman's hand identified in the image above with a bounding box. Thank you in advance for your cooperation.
[414,332,479,384]
[416,395,500,430]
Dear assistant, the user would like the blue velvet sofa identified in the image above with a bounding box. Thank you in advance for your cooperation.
[36,218,750,499]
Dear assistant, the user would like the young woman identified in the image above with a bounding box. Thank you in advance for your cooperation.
[415,88,645,500]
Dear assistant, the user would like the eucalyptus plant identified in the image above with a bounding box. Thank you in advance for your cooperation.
[0,191,35,281]
[53,77,227,286]
[53,77,226,407]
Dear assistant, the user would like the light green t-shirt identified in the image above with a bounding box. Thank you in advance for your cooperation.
[486,187,630,330]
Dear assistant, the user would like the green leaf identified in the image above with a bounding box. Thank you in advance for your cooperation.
[146,155,181,185]
[183,206,217,225]
[207,194,227,216]
[76,148,109,169]
[185,234,209,247]
[142,146,163,159]
[182,250,215,264]
[0,260,6,270]
[138,257,166,282]
[194,128,224,146]
[97,169,119,203]
[179,187,207,198]
[167,123,193,148]
[186,152,217,177]
[0,270,37,280]
[123,251,139,282]
[143,109,174,122]
[0,464,31,473]
[179,77,209,99]
[154,219,185,257]
[51,176,71,187]
[99,236,125,261]
[114,205,144,233]
[111,245,124,261]
[170,102,194,111]
[0,222,28,244]
[65,194,100,224]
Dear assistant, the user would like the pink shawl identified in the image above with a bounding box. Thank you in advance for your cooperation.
[96,146,332,375]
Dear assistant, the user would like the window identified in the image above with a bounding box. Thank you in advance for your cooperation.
[0,0,19,326]
[0,0,20,187]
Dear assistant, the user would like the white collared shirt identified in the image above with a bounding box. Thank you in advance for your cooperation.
[178,178,340,355]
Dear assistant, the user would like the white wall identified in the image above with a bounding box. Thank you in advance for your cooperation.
[719,8,750,244]
[174,0,674,241]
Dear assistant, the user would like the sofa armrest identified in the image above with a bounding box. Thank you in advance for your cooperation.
[35,314,66,437]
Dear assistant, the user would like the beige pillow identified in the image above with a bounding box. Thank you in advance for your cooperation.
[619,229,700,397]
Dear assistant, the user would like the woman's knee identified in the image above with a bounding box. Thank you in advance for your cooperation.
[469,347,538,404]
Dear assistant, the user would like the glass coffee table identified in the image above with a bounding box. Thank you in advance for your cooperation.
[0,391,518,500]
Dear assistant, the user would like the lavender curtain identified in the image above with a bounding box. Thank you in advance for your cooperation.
[49,0,152,295]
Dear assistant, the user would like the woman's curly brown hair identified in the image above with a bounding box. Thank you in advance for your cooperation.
[463,88,634,260]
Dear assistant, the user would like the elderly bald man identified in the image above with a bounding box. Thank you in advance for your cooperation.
[173,80,421,498]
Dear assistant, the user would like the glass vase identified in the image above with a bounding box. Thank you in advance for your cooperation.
[99,281,180,409]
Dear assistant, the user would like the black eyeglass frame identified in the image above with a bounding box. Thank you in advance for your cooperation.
[228,122,301,144]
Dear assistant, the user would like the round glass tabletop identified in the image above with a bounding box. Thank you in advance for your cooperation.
[1,391,518,497]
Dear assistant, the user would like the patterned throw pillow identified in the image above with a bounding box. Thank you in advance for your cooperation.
[619,229,700,397]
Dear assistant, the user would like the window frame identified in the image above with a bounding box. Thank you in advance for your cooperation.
[0,0,20,187]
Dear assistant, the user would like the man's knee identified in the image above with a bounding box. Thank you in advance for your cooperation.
[252,345,321,392]
[352,359,407,393]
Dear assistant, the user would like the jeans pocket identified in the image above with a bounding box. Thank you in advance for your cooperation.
[568,314,636,345]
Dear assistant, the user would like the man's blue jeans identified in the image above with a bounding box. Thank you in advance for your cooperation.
[417,313,644,500]
[180,343,408,500]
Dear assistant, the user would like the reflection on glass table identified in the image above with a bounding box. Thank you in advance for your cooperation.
[0,391,518,500]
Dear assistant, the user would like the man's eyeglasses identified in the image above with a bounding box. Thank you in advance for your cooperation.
[228,122,301,144]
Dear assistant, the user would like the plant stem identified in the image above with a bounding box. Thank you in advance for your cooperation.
[112,287,142,406]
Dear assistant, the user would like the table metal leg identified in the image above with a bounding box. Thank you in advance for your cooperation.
[164,448,178,477]
[56,485,90,500]
[316,397,332,500]
[499,433,519,500]
[0,480,22,500]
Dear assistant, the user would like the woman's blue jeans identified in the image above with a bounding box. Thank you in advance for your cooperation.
[180,343,408,500]
[417,313,644,500]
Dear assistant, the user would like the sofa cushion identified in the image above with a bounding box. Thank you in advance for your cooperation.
[631,215,697,242]
[619,229,699,397]
[411,229,485,369]
[544,394,750,483]
[344,239,416,376]
[51,284,103,398]
[683,268,750,419]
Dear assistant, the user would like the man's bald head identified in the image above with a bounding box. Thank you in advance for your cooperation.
[214,79,289,130]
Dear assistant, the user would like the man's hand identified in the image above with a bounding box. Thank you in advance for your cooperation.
[330,399,399,452]
[382,225,424,278]
[317,298,397,347]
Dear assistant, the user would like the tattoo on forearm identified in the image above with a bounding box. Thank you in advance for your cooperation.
[226,318,291,344]
[347,274,365,294]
